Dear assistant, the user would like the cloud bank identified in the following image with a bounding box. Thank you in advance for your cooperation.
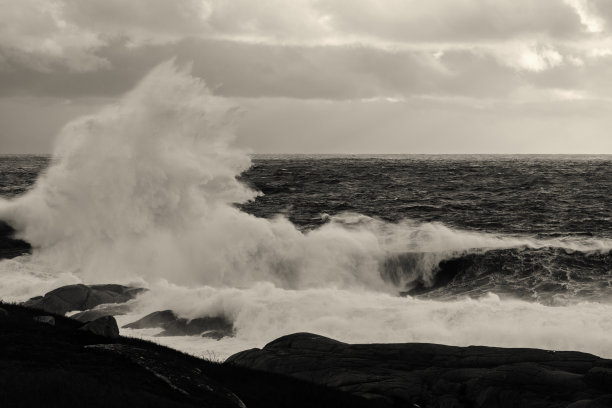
[2,0,612,153]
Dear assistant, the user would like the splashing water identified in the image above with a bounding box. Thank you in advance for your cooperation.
[0,61,391,291]
[1,61,612,359]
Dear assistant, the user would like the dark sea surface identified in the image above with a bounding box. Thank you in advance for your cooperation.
[2,154,612,305]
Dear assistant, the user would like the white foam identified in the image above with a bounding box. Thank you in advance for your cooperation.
[117,283,612,360]
[1,61,611,360]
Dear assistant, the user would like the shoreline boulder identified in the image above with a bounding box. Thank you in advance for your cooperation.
[23,284,146,315]
[79,316,120,339]
[71,303,132,323]
[123,310,235,339]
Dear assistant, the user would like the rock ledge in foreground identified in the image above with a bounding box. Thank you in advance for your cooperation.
[227,332,612,408]
[1,303,378,408]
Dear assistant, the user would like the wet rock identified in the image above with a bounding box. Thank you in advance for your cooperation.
[123,310,234,338]
[159,316,234,338]
[123,310,177,329]
[227,332,612,408]
[79,316,119,339]
[33,316,55,325]
[201,330,231,340]
[23,284,146,315]
[71,303,132,322]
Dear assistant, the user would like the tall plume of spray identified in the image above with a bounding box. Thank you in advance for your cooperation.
[0,61,390,290]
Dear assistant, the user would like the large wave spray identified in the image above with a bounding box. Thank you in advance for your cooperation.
[0,61,395,290]
[1,61,611,359]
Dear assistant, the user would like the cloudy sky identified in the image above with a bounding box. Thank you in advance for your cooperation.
[1,0,612,154]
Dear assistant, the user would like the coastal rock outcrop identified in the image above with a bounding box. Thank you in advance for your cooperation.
[3,303,375,408]
[23,284,145,315]
[71,303,132,322]
[122,310,177,329]
[227,332,612,408]
[123,310,234,339]
[79,316,120,339]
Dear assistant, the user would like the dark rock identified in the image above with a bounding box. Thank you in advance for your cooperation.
[22,283,146,315]
[86,343,246,408]
[0,220,31,260]
[586,367,612,390]
[33,316,55,325]
[201,330,231,340]
[159,316,234,338]
[227,332,612,408]
[27,295,43,301]
[123,310,235,339]
[0,307,8,319]
[122,310,178,329]
[71,303,132,322]
[3,302,293,408]
[79,316,119,339]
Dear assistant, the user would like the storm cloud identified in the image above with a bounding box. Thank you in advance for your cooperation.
[1,0,611,153]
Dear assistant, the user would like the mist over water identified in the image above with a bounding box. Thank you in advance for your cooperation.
[1,61,612,359]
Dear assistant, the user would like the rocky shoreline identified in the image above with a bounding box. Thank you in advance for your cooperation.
[2,225,612,407]
[0,302,377,408]
[229,333,612,408]
[2,294,612,407]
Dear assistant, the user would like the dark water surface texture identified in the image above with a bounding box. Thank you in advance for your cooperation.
[240,154,612,237]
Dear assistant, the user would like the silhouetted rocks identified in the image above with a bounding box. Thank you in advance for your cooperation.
[10,298,612,408]
[71,303,132,322]
[160,315,234,339]
[123,310,235,339]
[123,310,177,329]
[0,307,8,319]
[23,283,146,315]
[1,303,378,408]
[0,220,31,259]
[33,315,55,325]
[227,332,612,408]
[79,316,120,339]
[86,343,247,407]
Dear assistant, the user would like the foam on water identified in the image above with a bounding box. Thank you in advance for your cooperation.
[1,61,611,359]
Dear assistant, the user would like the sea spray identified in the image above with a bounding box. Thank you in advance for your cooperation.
[0,60,610,288]
[119,283,612,360]
[1,61,612,359]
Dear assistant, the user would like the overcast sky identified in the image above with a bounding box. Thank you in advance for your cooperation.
[1,0,612,154]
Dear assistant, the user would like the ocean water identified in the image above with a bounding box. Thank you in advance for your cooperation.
[1,62,611,359]
[240,155,612,304]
